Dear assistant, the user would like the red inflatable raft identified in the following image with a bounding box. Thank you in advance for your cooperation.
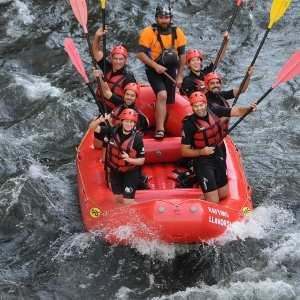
[76,85,253,244]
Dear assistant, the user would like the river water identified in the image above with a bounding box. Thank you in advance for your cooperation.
[1,0,300,299]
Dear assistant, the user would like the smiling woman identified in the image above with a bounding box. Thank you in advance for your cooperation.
[106,108,145,205]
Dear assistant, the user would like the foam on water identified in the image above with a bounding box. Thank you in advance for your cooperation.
[52,232,97,262]
[98,202,295,262]
[149,278,296,300]
[13,74,63,100]
[5,1,34,38]
[216,204,295,245]
[263,232,300,267]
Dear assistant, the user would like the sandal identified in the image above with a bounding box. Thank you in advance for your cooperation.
[154,129,165,140]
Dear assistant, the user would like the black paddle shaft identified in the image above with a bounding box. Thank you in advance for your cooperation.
[83,32,109,116]
[212,4,241,71]
[102,9,107,81]
[232,28,271,106]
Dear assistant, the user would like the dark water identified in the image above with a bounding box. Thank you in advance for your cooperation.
[1,0,300,299]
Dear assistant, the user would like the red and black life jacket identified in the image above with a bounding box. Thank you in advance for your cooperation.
[206,93,230,132]
[180,76,205,96]
[106,128,137,172]
[183,109,223,148]
[96,70,128,111]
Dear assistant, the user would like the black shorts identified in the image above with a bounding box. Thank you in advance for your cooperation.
[146,68,177,104]
[110,167,140,199]
[193,150,228,193]
[220,142,227,159]
[94,131,104,141]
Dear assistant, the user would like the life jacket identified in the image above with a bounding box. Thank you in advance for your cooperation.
[183,109,223,148]
[111,105,149,136]
[95,69,129,111]
[192,79,205,92]
[206,93,230,132]
[106,128,137,172]
[180,77,205,96]
[180,69,205,96]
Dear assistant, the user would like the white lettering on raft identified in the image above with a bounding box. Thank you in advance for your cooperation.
[209,216,232,226]
[207,206,229,218]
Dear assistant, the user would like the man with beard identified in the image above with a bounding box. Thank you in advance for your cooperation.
[136,3,186,140]
[180,33,230,98]
[181,91,257,204]
[204,67,254,157]
[92,26,136,113]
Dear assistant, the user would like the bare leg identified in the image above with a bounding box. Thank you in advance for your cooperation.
[115,194,124,204]
[217,184,229,200]
[155,90,167,133]
[202,190,220,204]
[93,138,103,150]
[202,184,229,204]
[123,198,137,205]
[102,147,107,163]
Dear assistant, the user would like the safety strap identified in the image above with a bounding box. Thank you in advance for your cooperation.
[155,26,177,50]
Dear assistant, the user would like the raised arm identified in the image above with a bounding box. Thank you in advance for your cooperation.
[211,31,230,68]
[92,26,108,62]
[233,66,254,97]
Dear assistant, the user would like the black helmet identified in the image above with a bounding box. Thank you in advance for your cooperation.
[155,3,173,18]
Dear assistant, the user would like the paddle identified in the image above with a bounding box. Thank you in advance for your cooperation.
[163,72,177,84]
[213,49,300,146]
[100,0,107,81]
[212,0,243,71]
[64,38,123,152]
[232,0,292,106]
[69,0,109,115]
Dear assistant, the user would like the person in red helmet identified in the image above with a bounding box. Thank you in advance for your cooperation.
[181,91,257,204]
[92,26,137,113]
[180,31,230,98]
[108,83,149,135]
[90,108,145,205]
[136,3,186,140]
[204,68,254,141]
[92,81,149,151]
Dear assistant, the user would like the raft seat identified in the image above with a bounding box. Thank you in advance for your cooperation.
[142,130,183,164]
[137,130,202,200]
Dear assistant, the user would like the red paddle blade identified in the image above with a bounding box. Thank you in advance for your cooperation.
[69,0,88,33]
[272,50,300,88]
[236,0,243,6]
[64,38,89,84]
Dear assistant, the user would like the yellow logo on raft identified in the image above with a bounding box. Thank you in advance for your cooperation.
[243,207,251,216]
[90,207,101,218]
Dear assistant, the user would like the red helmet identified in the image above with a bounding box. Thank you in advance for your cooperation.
[111,46,128,59]
[123,83,140,101]
[120,108,138,123]
[186,49,203,65]
[189,92,207,105]
[204,72,222,90]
